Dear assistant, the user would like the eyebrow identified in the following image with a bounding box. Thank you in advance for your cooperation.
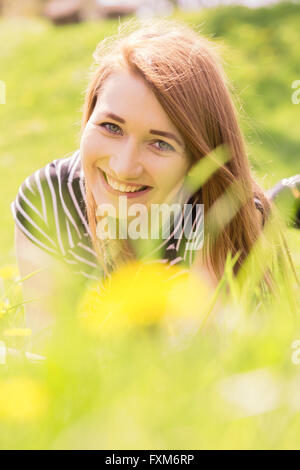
[104,112,126,124]
[101,112,185,149]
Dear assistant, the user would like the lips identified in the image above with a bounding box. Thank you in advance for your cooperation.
[98,169,153,198]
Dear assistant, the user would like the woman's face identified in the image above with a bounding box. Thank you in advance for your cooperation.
[80,68,191,214]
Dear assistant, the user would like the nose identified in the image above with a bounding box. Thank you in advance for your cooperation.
[108,140,143,181]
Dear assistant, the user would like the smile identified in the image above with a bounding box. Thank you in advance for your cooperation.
[98,169,153,198]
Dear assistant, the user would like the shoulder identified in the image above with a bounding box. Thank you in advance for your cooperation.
[12,149,101,280]
[11,149,91,258]
[35,148,83,198]
[12,149,82,205]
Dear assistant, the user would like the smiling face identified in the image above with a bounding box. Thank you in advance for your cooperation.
[80,68,191,216]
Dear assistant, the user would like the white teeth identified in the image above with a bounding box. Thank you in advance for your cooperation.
[106,174,145,193]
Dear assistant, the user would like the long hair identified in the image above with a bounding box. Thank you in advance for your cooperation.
[80,18,273,282]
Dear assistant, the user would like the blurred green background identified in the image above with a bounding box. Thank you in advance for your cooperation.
[0,1,299,266]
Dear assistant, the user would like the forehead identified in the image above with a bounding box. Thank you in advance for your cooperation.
[93,68,179,133]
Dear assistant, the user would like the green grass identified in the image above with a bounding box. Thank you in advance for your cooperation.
[0,248,299,449]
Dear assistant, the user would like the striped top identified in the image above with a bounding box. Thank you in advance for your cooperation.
[11,149,204,282]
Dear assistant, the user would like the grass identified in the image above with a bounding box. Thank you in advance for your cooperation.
[0,251,299,449]
[0,2,299,450]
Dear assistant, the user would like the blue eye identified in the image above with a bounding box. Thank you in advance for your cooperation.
[154,140,175,152]
[100,122,122,134]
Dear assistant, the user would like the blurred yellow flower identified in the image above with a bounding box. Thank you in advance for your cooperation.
[3,328,32,337]
[0,265,18,280]
[78,261,211,336]
[0,377,48,422]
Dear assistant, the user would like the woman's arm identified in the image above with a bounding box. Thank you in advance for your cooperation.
[15,224,58,351]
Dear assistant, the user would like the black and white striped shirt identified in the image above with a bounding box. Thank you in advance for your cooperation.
[11,149,204,282]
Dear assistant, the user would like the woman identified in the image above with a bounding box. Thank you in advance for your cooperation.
[12,19,271,341]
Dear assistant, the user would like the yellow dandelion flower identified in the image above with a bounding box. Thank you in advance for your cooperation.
[0,265,18,280]
[0,377,48,422]
[3,328,32,337]
[78,261,211,336]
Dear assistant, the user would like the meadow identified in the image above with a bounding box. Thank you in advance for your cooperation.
[0,2,299,449]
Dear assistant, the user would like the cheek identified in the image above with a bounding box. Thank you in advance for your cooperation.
[80,126,106,168]
[80,131,95,167]
[149,158,189,191]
